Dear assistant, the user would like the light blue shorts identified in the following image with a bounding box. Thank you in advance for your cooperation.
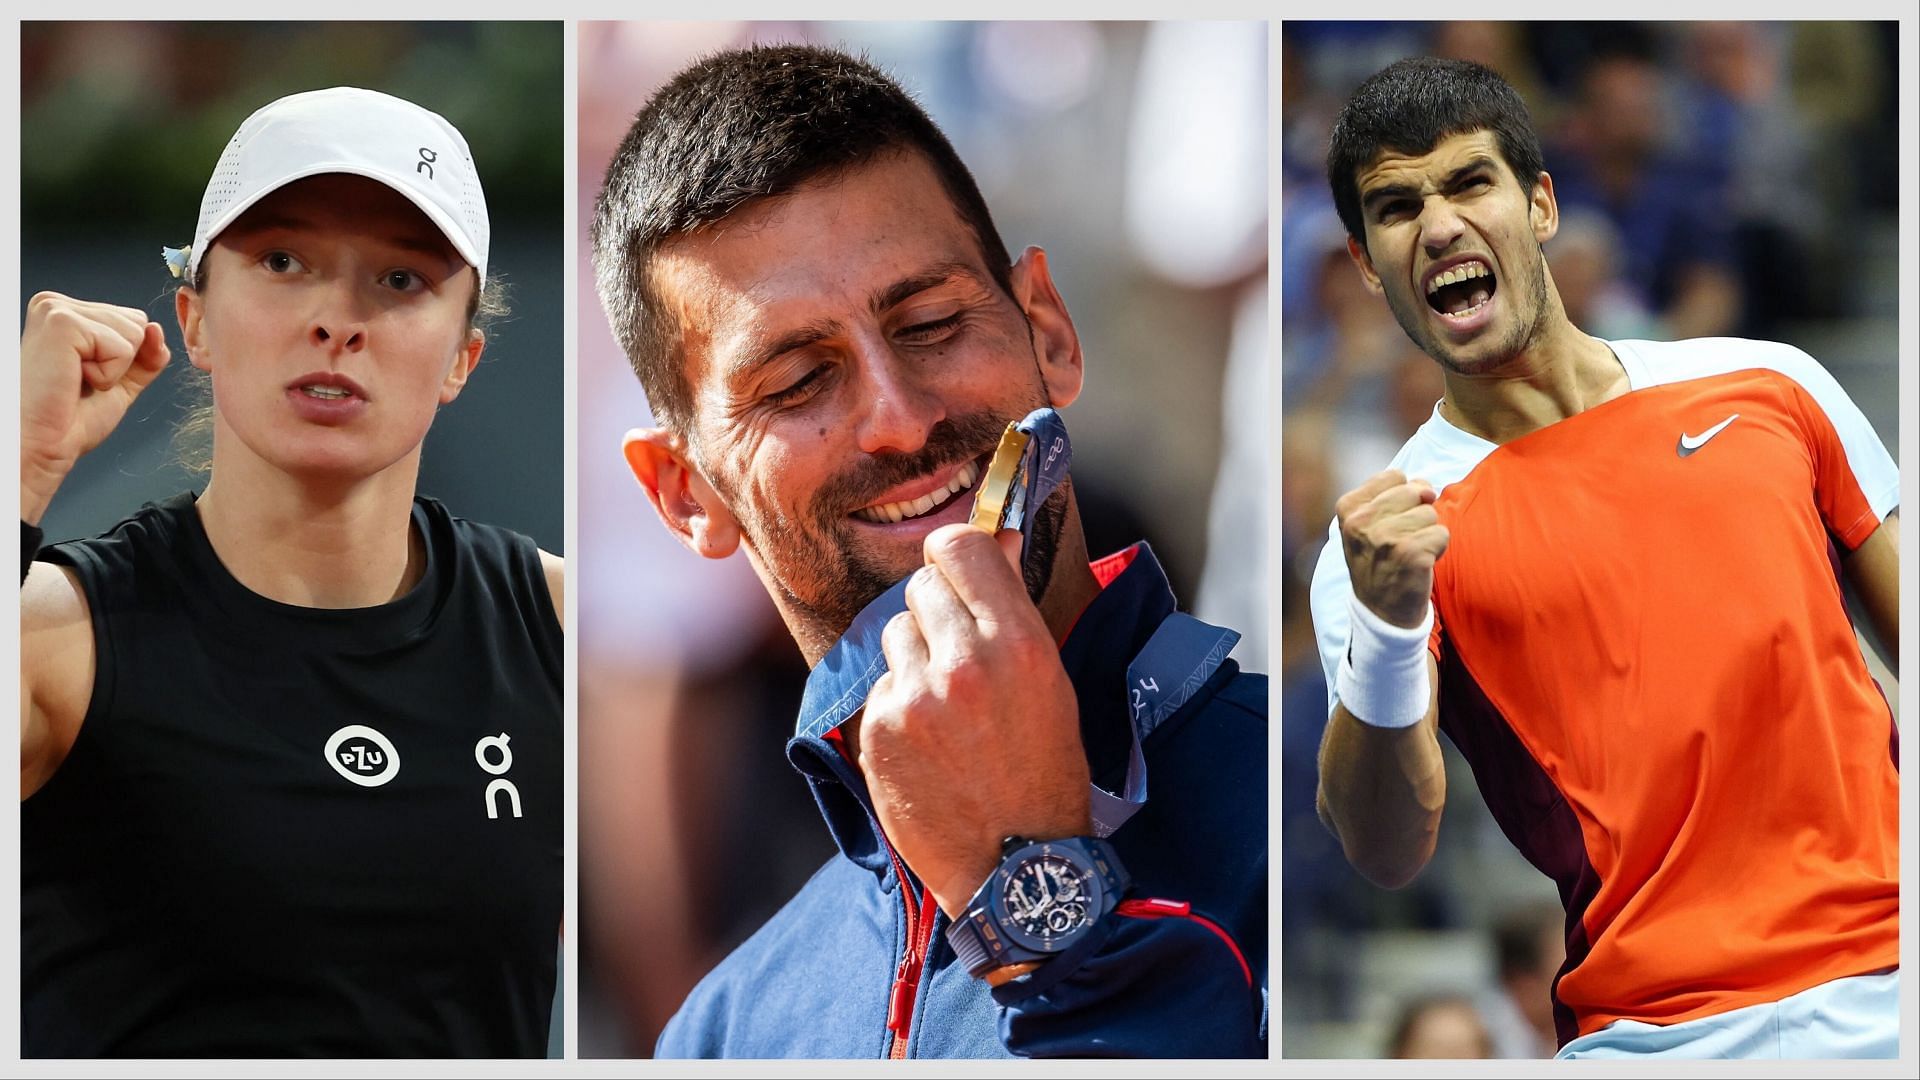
[1557,970,1899,1059]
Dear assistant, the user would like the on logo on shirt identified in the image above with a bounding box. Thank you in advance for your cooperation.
[475,733,523,819]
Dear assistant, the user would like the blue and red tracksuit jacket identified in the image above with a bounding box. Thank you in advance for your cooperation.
[655,544,1268,1058]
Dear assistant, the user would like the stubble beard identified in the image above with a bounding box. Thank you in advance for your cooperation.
[1017,481,1067,603]
[753,409,1065,649]
[1387,243,1551,376]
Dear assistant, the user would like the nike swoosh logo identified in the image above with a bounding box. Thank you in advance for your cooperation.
[1677,413,1740,457]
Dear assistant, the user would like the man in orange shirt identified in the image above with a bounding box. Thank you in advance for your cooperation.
[1309,57,1899,1059]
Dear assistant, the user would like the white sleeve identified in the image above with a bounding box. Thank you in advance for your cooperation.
[1308,519,1353,719]
[1756,341,1900,521]
[1305,434,1482,720]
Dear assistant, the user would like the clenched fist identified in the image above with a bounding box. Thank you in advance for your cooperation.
[1335,469,1450,629]
[20,292,172,524]
[856,523,1092,919]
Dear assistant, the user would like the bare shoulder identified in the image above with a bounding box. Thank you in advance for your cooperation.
[21,561,98,797]
[22,559,93,649]
[538,549,565,629]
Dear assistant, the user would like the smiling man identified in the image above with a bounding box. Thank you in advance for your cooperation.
[1309,58,1899,1059]
[591,45,1266,1058]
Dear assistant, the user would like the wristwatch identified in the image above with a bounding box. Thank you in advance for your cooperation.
[945,835,1130,979]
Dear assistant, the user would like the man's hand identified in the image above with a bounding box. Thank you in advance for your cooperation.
[859,523,1092,919]
[20,292,171,525]
[1335,469,1449,628]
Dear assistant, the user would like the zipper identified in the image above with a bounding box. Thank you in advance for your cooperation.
[882,841,939,1058]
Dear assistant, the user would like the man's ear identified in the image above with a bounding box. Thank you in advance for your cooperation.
[622,427,741,560]
[176,287,211,372]
[1007,246,1083,409]
[440,329,486,405]
[1346,235,1385,296]
[1530,171,1560,245]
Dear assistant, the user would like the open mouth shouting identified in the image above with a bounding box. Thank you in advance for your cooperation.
[1423,256,1497,332]
[851,456,984,527]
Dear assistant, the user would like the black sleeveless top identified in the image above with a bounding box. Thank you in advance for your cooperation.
[23,493,562,1058]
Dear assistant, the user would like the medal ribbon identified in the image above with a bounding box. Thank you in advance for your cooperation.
[794,408,1238,835]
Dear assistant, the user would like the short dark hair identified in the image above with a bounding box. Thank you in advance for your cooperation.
[591,44,1013,434]
[1326,57,1546,252]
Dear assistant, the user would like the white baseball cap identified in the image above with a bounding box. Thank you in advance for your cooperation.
[189,86,490,285]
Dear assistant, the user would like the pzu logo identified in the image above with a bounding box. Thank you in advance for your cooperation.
[474,733,523,820]
[417,146,438,180]
[325,725,400,787]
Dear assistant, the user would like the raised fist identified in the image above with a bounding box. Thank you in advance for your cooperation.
[1335,469,1450,629]
[19,292,171,523]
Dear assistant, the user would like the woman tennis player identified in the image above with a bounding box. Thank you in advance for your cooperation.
[20,87,562,1057]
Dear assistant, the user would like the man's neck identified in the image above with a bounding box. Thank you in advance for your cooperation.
[195,438,426,609]
[1437,306,1629,445]
[1030,500,1101,648]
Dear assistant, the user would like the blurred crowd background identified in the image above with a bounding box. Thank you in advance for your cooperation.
[1280,21,1900,1058]
[19,21,566,1057]
[26,18,1893,1062]
[19,22,565,554]
[576,20,1267,1056]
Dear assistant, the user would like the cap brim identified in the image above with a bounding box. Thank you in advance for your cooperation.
[193,162,485,282]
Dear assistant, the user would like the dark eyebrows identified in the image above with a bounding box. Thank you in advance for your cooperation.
[1441,156,1498,190]
[1360,156,1500,216]
[730,318,842,383]
[1360,182,1419,216]
[871,260,983,314]
[729,261,986,383]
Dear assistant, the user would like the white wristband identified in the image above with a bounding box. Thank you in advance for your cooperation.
[1335,593,1433,729]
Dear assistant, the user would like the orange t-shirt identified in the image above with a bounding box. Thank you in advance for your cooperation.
[1428,367,1898,1041]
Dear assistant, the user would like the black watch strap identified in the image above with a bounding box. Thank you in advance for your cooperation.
[23,520,44,584]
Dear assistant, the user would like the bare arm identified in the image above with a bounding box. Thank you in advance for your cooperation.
[1314,469,1454,889]
[18,292,169,798]
[539,549,565,630]
[21,562,97,799]
[1317,660,1445,889]
[1842,511,1898,677]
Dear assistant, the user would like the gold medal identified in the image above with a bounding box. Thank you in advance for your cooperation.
[968,422,1031,534]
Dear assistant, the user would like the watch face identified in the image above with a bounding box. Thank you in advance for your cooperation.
[994,846,1104,952]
